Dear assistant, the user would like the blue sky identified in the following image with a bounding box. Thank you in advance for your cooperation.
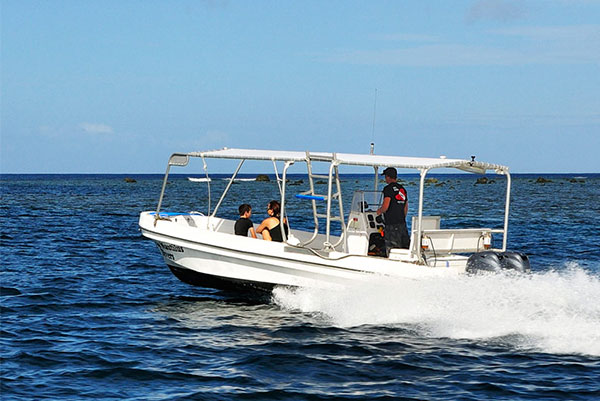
[1,0,599,173]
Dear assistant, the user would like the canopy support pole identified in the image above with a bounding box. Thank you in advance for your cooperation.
[416,168,429,264]
[155,153,190,220]
[156,164,171,216]
[272,159,282,195]
[373,166,379,191]
[211,159,244,221]
[324,161,334,247]
[201,155,211,216]
[280,161,294,242]
[502,170,511,251]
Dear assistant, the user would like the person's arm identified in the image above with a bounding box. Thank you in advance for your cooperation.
[260,229,272,241]
[256,218,272,240]
[377,197,391,215]
[249,227,258,239]
[256,220,267,234]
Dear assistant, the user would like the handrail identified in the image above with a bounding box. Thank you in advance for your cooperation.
[297,151,320,247]
[299,152,346,251]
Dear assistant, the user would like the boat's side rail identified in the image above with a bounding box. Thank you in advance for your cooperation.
[141,211,341,250]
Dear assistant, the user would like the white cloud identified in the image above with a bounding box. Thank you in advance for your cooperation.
[79,123,114,135]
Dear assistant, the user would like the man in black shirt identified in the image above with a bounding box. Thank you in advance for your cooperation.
[234,204,257,238]
[376,167,410,255]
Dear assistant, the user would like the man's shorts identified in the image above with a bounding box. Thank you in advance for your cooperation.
[384,223,410,255]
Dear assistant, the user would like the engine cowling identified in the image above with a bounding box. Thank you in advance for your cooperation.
[466,251,530,274]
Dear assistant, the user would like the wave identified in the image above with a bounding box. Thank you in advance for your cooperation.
[272,262,600,357]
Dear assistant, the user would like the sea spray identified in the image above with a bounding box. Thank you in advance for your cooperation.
[272,263,600,356]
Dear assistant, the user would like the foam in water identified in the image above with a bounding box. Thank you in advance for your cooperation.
[273,263,600,356]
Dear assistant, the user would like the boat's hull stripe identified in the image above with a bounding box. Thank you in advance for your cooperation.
[168,264,278,293]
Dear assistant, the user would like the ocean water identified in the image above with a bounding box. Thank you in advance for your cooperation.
[1,173,599,400]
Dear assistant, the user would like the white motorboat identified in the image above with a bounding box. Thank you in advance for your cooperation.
[187,177,211,182]
[139,148,529,292]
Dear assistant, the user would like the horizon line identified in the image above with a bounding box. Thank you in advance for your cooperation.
[1,172,598,176]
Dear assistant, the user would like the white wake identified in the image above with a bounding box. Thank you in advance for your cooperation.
[273,263,600,356]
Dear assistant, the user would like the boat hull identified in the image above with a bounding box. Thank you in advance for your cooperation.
[139,212,463,293]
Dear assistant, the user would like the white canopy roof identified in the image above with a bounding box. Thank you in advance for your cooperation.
[185,148,507,174]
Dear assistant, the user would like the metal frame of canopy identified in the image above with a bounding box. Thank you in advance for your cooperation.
[153,148,512,264]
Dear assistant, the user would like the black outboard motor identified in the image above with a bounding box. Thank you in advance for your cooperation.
[466,251,530,274]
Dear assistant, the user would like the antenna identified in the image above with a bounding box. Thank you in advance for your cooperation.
[370,88,377,155]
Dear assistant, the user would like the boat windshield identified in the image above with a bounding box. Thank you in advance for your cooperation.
[350,191,383,214]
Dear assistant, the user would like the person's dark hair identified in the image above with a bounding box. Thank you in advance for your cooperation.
[238,204,252,216]
[268,200,281,218]
[382,167,397,179]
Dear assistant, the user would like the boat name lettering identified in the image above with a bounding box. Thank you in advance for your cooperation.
[159,249,175,261]
[158,242,184,253]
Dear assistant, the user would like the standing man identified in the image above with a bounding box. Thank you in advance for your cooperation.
[376,167,410,255]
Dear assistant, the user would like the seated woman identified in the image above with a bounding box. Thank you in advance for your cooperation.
[256,200,288,242]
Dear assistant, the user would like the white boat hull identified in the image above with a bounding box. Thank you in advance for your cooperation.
[139,212,463,292]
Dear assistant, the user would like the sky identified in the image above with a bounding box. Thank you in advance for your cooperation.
[1,0,599,173]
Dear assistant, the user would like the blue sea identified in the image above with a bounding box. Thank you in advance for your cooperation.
[1,173,599,400]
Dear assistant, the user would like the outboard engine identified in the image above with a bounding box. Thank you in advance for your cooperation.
[466,251,530,274]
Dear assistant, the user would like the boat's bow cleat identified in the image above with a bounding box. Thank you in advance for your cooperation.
[466,251,531,274]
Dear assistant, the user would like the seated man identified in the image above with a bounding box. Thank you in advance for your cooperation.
[234,204,257,238]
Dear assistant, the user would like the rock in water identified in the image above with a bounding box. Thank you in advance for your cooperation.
[255,174,270,182]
